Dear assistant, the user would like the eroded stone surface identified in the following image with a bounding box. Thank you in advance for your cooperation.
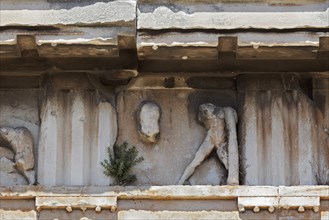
[239,76,327,186]
[0,185,280,199]
[118,210,242,220]
[238,197,279,209]
[189,156,227,185]
[0,146,14,160]
[279,196,320,209]
[35,196,117,211]
[0,157,28,186]
[1,0,136,26]
[0,127,34,171]
[38,74,118,186]
[0,210,36,220]
[138,7,329,30]
[279,186,329,199]
[138,101,161,143]
[0,89,40,164]
[0,172,28,186]
[0,157,16,173]
[116,78,239,185]
[0,126,35,185]
[178,103,239,185]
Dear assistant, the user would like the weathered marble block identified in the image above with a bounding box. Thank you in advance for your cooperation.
[138,101,161,144]
[38,74,118,186]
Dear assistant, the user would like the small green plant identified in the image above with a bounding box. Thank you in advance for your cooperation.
[101,142,144,186]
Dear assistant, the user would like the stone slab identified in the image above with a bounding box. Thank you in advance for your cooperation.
[138,7,329,30]
[238,197,279,208]
[35,196,117,211]
[0,27,133,46]
[0,210,36,220]
[118,210,241,220]
[0,147,14,160]
[0,1,136,26]
[279,186,329,199]
[138,0,328,7]
[0,186,277,199]
[1,186,328,201]
[279,197,320,208]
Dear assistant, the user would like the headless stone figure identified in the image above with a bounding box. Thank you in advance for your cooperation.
[177,103,239,185]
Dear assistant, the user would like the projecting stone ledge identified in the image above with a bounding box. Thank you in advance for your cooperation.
[0,0,136,27]
[35,196,117,212]
[0,186,327,219]
[0,185,275,199]
[1,185,328,199]
[138,6,329,30]
[0,0,137,59]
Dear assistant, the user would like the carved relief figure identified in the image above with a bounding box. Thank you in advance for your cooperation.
[178,103,239,185]
[0,127,35,185]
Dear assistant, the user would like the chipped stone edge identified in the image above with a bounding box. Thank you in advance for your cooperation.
[279,186,329,198]
[0,185,278,199]
[0,209,37,220]
[35,196,117,212]
[0,186,327,216]
[0,0,136,27]
[118,210,241,220]
[1,185,327,200]
[138,7,329,30]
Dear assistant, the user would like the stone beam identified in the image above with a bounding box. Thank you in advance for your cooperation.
[0,210,37,220]
[118,210,241,220]
[0,0,136,27]
[0,186,278,199]
[279,186,329,199]
[0,0,328,73]
[138,0,328,4]
[35,196,117,212]
[279,197,320,212]
[0,27,136,58]
[238,197,279,212]
[138,7,329,30]
[137,32,327,60]
[1,57,328,75]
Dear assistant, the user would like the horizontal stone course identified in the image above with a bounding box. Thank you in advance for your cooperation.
[0,1,136,26]
[0,210,37,220]
[118,210,241,220]
[1,185,328,199]
[138,7,329,30]
[279,186,329,199]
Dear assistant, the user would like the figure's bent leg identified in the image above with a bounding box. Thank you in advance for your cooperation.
[177,134,214,185]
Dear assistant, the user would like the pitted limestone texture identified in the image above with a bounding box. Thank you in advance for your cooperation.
[138,101,161,144]
[0,126,35,185]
